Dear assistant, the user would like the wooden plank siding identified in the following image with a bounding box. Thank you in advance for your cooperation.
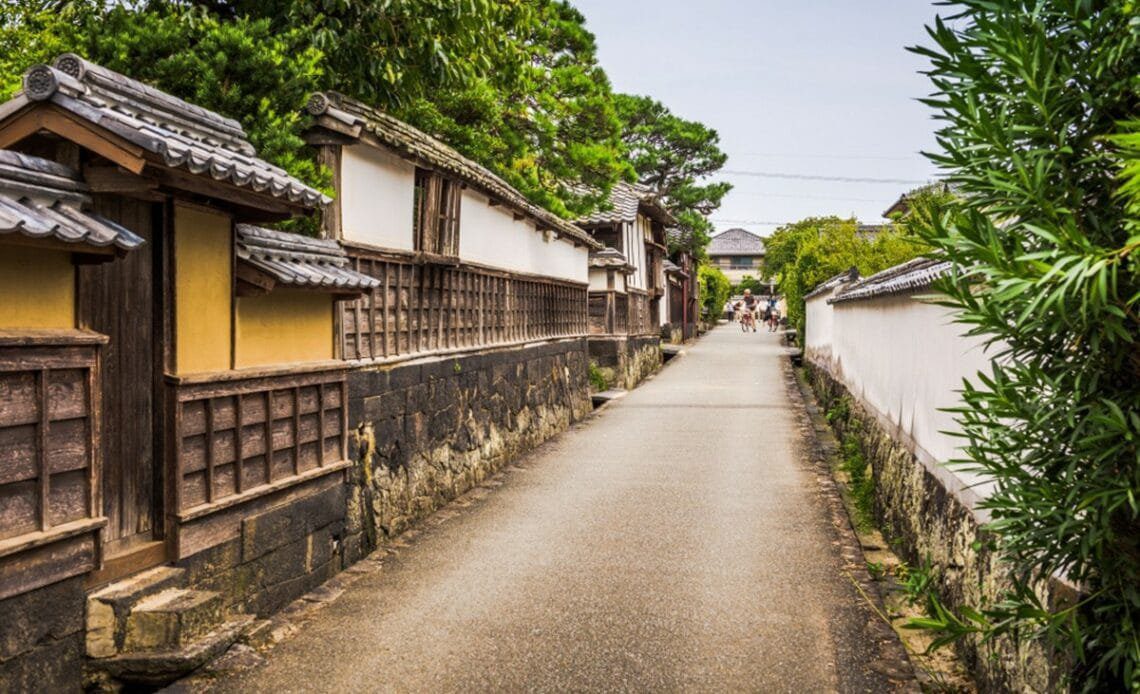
[0,333,106,599]
[171,368,348,529]
[340,247,589,362]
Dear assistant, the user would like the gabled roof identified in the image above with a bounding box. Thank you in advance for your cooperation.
[588,246,635,274]
[0,149,143,252]
[829,257,950,304]
[304,91,599,250]
[1,55,327,211]
[576,181,675,227]
[708,228,765,256]
[236,224,381,294]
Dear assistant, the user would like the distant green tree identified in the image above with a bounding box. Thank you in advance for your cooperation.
[772,216,923,334]
[0,2,326,190]
[697,265,732,323]
[734,275,767,295]
[615,93,732,256]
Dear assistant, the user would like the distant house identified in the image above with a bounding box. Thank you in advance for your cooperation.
[576,181,672,388]
[707,227,767,284]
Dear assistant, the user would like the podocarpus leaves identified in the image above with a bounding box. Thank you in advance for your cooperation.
[913,1,1140,689]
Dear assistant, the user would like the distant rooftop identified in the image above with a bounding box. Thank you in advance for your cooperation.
[708,228,765,256]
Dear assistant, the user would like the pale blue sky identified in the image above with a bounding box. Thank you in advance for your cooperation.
[570,1,944,235]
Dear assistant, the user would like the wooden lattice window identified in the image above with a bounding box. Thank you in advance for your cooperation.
[413,169,461,257]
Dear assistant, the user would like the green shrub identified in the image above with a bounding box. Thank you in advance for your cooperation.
[914,2,1140,688]
[587,361,609,392]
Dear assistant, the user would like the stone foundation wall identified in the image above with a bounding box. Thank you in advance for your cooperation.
[0,577,84,693]
[178,479,348,618]
[344,338,591,553]
[806,364,1068,693]
[587,335,661,390]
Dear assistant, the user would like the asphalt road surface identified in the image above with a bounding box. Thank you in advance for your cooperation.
[208,325,910,693]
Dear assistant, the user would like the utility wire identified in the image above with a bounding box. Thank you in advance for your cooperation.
[736,151,921,162]
[729,190,887,203]
[720,170,932,185]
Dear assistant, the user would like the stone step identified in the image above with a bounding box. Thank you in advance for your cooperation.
[125,588,223,652]
[98,616,255,687]
[86,566,188,659]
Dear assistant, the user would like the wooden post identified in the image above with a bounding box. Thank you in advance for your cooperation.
[264,390,274,484]
[382,262,390,358]
[36,370,49,531]
[204,397,215,503]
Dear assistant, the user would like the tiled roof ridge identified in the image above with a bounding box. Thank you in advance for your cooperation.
[305,91,599,249]
[829,257,950,304]
[33,55,253,155]
[9,56,327,209]
[0,149,144,251]
[575,180,675,226]
[236,224,381,291]
[803,267,859,300]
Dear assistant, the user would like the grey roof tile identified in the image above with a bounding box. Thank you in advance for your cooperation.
[236,224,380,292]
[0,149,143,251]
[12,55,327,210]
[828,257,950,304]
[588,246,635,273]
[305,92,599,249]
[708,228,765,255]
[576,181,675,227]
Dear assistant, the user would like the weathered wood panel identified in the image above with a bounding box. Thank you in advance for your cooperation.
[173,369,348,517]
[341,248,588,361]
[0,336,104,597]
[81,196,158,552]
[0,339,101,543]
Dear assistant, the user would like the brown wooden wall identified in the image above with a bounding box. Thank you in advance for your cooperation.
[341,248,588,361]
[588,291,630,336]
[171,368,348,516]
[0,333,106,600]
[627,290,654,336]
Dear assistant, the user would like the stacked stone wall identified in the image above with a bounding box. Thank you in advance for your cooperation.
[587,336,661,390]
[178,481,348,618]
[344,338,592,553]
[806,364,1069,693]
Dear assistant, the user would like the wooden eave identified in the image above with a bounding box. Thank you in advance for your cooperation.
[0,102,306,221]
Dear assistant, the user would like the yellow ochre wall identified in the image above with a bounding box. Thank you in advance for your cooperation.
[235,290,334,369]
[174,205,233,374]
[0,244,75,329]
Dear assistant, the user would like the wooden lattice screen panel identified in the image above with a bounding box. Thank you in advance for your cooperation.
[628,291,652,336]
[174,369,348,513]
[0,335,103,543]
[343,251,588,362]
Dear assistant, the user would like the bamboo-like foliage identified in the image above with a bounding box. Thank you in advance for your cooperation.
[912,2,1140,689]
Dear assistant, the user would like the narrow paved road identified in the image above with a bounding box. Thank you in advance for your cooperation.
[209,325,907,693]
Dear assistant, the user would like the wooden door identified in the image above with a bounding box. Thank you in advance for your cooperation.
[79,197,164,558]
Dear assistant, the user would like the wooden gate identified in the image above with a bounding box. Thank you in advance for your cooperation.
[79,198,165,567]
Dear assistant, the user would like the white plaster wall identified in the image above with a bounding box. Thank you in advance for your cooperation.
[825,295,992,463]
[810,293,998,509]
[804,287,843,363]
[458,189,586,283]
[624,220,648,290]
[340,144,415,251]
[588,268,608,291]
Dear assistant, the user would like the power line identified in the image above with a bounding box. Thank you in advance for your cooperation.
[736,151,922,162]
[711,219,796,227]
[729,190,887,203]
[720,170,932,185]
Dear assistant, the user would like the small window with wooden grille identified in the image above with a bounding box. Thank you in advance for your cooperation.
[413,169,461,256]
